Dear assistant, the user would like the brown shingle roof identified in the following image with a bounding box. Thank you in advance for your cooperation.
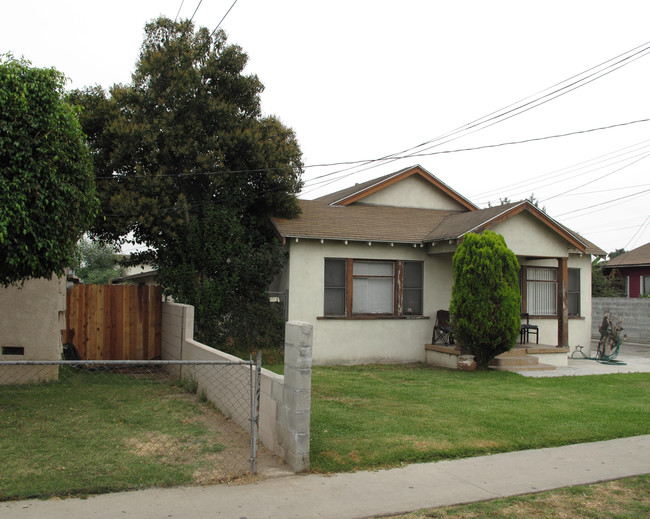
[271,199,606,255]
[604,242,650,267]
[271,200,461,244]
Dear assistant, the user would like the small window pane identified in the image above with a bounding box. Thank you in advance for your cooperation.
[403,289,422,315]
[404,261,423,288]
[325,258,346,287]
[353,278,393,313]
[324,259,346,315]
[324,288,346,315]
[353,261,393,276]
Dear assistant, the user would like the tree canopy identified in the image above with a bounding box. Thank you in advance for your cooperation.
[0,55,98,285]
[449,231,521,369]
[74,238,126,285]
[69,18,303,346]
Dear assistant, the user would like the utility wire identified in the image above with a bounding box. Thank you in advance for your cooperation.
[472,137,650,199]
[94,118,650,181]
[174,0,185,22]
[301,40,650,192]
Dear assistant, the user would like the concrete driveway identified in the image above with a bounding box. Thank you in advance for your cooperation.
[520,340,650,377]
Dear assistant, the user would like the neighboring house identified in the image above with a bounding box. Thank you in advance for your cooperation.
[0,275,66,383]
[601,242,650,297]
[270,165,605,365]
[112,263,159,286]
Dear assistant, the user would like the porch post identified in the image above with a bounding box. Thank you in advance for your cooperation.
[557,257,569,347]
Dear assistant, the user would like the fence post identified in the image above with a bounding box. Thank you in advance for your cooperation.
[250,350,262,474]
[280,321,312,472]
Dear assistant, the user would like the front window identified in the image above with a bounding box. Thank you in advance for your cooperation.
[521,266,582,316]
[352,261,394,314]
[526,267,557,316]
[323,258,423,317]
[643,275,650,295]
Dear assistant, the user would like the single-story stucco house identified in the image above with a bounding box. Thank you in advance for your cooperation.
[601,241,650,298]
[269,165,605,366]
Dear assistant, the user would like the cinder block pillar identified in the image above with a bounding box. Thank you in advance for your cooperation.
[279,321,312,472]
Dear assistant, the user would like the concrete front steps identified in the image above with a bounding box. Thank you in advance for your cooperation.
[490,347,556,372]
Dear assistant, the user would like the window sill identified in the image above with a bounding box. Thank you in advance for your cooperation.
[318,315,430,320]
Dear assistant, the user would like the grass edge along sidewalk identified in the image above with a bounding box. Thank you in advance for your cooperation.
[380,474,650,519]
[309,364,650,472]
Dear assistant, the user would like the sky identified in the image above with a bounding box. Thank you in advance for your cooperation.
[2,0,650,256]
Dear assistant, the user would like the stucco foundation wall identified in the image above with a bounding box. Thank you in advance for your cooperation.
[592,298,650,343]
[160,302,311,472]
[0,275,65,384]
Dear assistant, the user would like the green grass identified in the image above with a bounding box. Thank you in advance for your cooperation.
[310,364,650,472]
[383,475,650,518]
[0,367,226,501]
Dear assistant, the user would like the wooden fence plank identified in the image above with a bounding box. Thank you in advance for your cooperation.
[65,284,162,360]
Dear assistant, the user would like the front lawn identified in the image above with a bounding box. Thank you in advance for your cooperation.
[0,367,242,501]
[310,364,650,472]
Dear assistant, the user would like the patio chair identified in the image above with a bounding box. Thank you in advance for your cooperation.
[432,310,454,345]
[520,312,538,344]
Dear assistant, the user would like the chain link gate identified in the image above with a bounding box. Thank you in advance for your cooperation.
[0,356,262,500]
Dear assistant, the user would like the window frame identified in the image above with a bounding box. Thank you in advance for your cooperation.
[520,265,582,317]
[323,258,424,318]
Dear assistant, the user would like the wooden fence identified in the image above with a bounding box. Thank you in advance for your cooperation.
[65,284,162,360]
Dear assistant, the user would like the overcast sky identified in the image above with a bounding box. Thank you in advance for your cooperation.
[3,0,649,255]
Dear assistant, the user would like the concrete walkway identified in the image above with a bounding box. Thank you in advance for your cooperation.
[520,341,650,377]
[3,435,649,519]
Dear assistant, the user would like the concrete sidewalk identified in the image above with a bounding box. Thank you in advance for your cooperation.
[3,435,649,519]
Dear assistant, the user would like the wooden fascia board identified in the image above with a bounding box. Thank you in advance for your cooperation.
[469,203,587,253]
[332,167,478,211]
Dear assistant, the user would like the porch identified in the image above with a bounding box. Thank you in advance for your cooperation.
[424,343,570,372]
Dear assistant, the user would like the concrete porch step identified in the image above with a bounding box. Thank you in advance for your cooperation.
[490,362,556,372]
[489,348,557,372]
[490,355,541,367]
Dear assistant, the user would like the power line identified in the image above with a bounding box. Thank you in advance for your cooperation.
[174,0,186,22]
[471,137,650,200]
[624,215,650,250]
[555,187,650,218]
[93,117,650,181]
[301,40,650,192]
[301,118,650,191]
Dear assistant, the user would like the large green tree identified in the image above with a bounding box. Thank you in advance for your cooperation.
[0,55,98,286]
[69,18,303,346]
[74,238,126,285]
[449,231,521,369]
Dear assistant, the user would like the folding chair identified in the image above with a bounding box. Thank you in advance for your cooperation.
[432,310,454,345]
[520,312,539,344]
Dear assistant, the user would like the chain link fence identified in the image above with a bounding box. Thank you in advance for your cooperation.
[0,358,261,501]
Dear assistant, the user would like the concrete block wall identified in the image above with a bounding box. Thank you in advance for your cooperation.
[160,302,312,472]
[592,298,650,343]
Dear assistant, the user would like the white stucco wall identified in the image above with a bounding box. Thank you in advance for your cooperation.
[284,239,453,365]
[492,211,572,258]
[360,175,468,211]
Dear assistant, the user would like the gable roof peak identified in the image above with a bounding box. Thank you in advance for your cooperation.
[315,165,478,211]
